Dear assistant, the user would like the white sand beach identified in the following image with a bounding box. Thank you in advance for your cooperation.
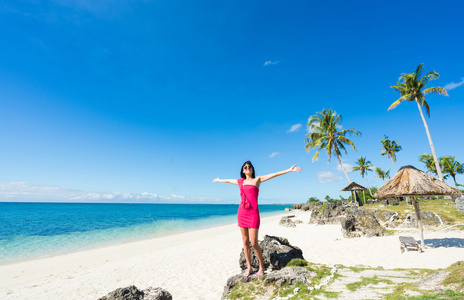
[2,210,464,300]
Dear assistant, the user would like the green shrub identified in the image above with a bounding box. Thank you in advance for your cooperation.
[286,258,308,267]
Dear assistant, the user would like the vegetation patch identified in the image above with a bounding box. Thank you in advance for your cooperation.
[273,281,340,299]
[286,259,338,284]
[346,275,394,291]
[287,258,309,267]
[409,289,464,300]
[365,199,464,227]
[384,282,424,300]
[442,261,464,290]
[228,280,268,300]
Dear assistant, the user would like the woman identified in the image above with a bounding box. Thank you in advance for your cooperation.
[213,161,302,277]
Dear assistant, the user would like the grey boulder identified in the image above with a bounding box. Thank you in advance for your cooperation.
[239,235,304,271]
[98,286,172,300]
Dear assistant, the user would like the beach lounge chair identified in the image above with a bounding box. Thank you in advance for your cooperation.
[399,236,420,253]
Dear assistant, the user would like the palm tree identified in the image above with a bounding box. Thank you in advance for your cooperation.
[374,167,390,183]
[419,153,437,176]
[440,156,464,187]
[380,135,402,173]
[305,109,361,183]
[389,63,448,180]
[353,156,374,197]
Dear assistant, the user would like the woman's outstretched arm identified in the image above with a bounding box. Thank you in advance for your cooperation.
[258,164,302,183]
[213,178,238,185]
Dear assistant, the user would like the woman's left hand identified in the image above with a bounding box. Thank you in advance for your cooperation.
[290,164,302,173]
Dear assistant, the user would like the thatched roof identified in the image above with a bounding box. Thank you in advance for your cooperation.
[341,182,367,191]
[374,165,462,199]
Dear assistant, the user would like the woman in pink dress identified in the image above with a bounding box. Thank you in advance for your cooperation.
[213,161,302,277]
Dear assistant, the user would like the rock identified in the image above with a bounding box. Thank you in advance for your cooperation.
[374,209,401,228]
[239,235,304,271]
[221,273,258,300]
[341,208,387,238]
[292,202,322,211]
[319,201,348,225]
[98,286,143,300]
[285,207,291,211]
[456,196,464,214]
[279,216,296,227]
[264,267,318,286]
[98,286,172,300]
[403,211,443,228]
[143,288,172,300]
[308,205,324,224]
[381,197,403,205]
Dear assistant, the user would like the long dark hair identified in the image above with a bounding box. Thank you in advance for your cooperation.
[240,161,256,179]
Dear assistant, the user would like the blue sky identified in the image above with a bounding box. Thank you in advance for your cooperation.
[1,0,463,204]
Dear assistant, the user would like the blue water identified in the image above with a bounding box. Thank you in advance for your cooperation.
[0,202,289,264]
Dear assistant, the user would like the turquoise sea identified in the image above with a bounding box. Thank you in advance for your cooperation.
[0,202,289,264]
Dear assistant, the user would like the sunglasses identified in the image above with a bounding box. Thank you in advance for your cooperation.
[243,165,253,170]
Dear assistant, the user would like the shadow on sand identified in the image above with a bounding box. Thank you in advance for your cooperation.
[423,238,464,248]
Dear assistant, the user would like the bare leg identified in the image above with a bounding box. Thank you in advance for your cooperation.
[249,228,265,277]
[240,227,252,276]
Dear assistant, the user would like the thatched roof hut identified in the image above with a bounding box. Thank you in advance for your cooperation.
[341,182,367,191]
[373,165,461,251]
[341,182,367,206]
[374,165,461,199]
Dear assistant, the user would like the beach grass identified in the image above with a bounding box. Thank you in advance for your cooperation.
[346,275,394,292]
[442,261,464,290]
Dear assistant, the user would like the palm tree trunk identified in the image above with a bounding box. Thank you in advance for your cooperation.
[336,154,351,183]
[390,157,397,173]
[412,197,425,251]
[365,177,373,197]
[415,98,443,181]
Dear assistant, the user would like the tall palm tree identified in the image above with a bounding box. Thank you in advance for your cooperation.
[389,63,448,181]
[305,109,361,183]
[440,156,464,187]
[380,135,402,173]
[352,157,374,197]
[419,153,437,176]
[374,167,390,183]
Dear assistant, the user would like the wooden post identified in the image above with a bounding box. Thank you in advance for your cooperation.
[412,196,425,251]
[406,196,411,205]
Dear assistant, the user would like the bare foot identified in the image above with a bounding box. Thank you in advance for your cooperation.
[256,269,264,277]
[243,269,252,277]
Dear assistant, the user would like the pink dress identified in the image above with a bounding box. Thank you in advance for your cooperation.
[237,178,260,228]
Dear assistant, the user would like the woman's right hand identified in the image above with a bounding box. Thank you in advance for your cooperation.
[213,177,220,183]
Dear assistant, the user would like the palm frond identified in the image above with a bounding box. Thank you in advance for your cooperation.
[388,96,407,111]
[415,63,424,80]
[423,86,449,97]
[423,100,431,118]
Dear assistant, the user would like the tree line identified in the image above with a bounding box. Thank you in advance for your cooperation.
[304,63,463,201]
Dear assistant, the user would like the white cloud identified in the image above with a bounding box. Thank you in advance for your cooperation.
[287,124,302,133]
[264,60,278,66]
[269,152,279,158]
[306,118,319,133]
[444,78,464,91]
[317,171,343,184]
[336,163,353,173]
[0,182,206,203]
